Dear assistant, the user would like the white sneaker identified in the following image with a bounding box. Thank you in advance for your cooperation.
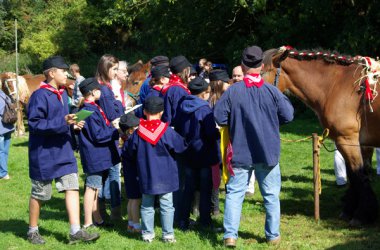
[142,233,155,243]
[162,235,176,243]
[0,174,10,180]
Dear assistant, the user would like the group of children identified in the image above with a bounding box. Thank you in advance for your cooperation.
[26,53,233,245]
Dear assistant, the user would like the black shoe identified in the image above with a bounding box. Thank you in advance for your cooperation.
[94,221,114,228]
[69,229,100,244]
[27,230,46,245]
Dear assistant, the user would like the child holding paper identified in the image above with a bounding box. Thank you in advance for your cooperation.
[78,77,121,229]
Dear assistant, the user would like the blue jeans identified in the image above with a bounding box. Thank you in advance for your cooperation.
[180,167,212,228]
[223,163,281,241]
[141,193,174,238]
[99,163,121,208]
[0,132,11,178]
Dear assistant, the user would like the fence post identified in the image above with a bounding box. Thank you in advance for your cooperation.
[312,133,320,222]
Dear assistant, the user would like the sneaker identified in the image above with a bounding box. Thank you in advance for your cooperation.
[267,236,281,245]
[224,238,236,248]
[142,233,155,243]
[0,174,10,180]
[27,230,45,245]
[69,229,100,244]
[162,235,176,243]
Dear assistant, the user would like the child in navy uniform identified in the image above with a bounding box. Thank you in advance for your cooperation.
[123,96,187,243]
[78,78,120,229]
[175,77,221,230]
[119,112,142,233]
[27,56,99,245]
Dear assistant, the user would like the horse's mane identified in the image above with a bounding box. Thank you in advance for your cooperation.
[285,48,361,66]
[264,47,365,67]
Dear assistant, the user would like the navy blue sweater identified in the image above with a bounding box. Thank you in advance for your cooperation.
[176,95,221,168]
[214,81,294,167]
[78,103,120,174]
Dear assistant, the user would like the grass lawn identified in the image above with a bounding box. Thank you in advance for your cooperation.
[1,113,380,249]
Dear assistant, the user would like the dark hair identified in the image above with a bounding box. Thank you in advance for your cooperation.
[177,67,190,84]
[209,80,227,107]
[95,54,119,84]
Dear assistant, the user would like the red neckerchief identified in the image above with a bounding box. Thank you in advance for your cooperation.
[39,82,65,104]
[137,119,168,145]
[161,75,191,95]
[243,73,264,88]
[152,85,163,92]
[98,80,113,91]
[84,100,110,126]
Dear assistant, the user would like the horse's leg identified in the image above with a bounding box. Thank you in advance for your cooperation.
[17,104,25,136]
[361,146,374,176]
[337,137,378,225]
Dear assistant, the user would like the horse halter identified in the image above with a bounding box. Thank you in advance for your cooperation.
[273,64,282,88]
[4,78,18,96]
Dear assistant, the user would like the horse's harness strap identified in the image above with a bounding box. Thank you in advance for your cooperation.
[274,64,281,88]
[4,78,17,96]
[127,91,140,103]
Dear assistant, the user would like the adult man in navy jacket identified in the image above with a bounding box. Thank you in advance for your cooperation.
[214,45,294,247]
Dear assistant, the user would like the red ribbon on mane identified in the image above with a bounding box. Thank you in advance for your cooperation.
[39,82,65,103]
[84,100,110,126]
[243,73,264,88]
[137,119,168,145]
[161,75,190,95]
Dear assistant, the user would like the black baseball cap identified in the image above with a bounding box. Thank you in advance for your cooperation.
[42,56,69,71]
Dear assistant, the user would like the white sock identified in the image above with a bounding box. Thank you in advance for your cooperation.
[128,221,133,227]
[70,224,81,235]
[133,223,141,229]
[28,226,38,234]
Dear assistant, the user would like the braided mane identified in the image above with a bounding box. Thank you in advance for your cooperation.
[286,48,362,66]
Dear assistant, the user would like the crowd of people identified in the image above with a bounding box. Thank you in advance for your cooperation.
[1,45,296,247]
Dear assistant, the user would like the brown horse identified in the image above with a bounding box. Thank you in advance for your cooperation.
[0,72,30,136]
[263,46,380,226]
[123,61,150,108]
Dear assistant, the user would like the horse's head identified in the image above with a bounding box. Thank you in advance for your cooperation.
[262,47,292,92]
[1,72,30,104]
[0,72,18,98]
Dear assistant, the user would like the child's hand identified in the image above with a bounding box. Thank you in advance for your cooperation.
[65,114,77,125]
[75,120,86,130]
[112,117,120,129]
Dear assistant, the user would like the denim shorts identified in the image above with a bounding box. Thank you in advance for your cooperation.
[31,173,79,201]
[85,171,104,190]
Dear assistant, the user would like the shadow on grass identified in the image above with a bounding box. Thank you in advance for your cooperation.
[0,219,67,243]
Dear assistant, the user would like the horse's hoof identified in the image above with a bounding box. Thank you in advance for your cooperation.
[349,218,363,227]
[339,212,351,222]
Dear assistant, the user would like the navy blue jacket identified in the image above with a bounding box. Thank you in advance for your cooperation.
[122,127,187,195]
[162,86,189,126]
[97,85,124,121]
[176,95,221,168]
[78,103,120,174]
[214,81,294,167]
[28,87,77,181]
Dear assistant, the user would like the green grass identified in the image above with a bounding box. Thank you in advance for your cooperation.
[1,115,380,249]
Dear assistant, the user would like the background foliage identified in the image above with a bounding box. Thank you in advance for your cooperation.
[1,0,380,75]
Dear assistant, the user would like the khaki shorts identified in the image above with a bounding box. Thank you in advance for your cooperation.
[31,173,79,201]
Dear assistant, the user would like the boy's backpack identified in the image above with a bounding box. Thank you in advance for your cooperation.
[1,95,17,124]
